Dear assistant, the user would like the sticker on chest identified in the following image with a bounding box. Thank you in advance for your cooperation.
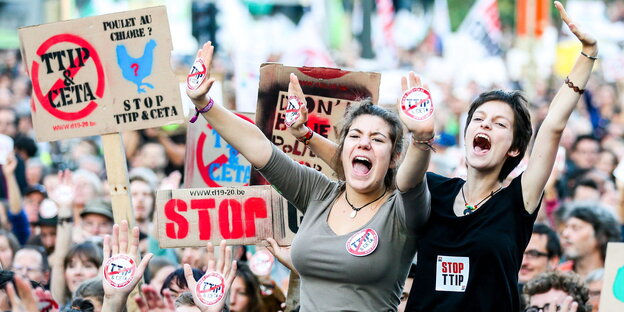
[435,255,469,292]
[345,228,378,256]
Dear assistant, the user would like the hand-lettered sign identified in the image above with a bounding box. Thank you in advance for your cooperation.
[156,185,294,248]
[184,112,255,188]
[599,243,624,311]
[19,6,183,142]
[251,64,381,184]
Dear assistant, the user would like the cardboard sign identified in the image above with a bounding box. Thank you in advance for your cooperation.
[600,243,624,311]
[19,6,183,142]
[184,112,255,188]
[251,64,381,184]
[156,185,295,248]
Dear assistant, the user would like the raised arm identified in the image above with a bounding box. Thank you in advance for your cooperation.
[522,1,597,213]
[187,42,273,168]
[2,154,22,215]
[395,72,435,191]
[50,170,76,306]
[286,74,339,170]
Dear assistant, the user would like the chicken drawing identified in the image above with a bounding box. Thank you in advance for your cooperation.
[116,39,156,93]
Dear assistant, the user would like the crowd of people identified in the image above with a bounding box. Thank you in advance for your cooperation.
[0,1,622,312]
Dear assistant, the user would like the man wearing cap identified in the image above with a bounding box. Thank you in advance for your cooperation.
[28,214,58,256]
[79,199,114,239]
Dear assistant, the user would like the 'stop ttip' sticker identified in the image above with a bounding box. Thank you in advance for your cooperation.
[401,87,434,121]
[103,254,136,288]
[196,272,226,306]
[187,58,207,90]
[284,95,302,127]
[346,228,379,257]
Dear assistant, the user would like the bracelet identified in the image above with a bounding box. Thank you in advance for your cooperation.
[564,76,584,95]
[411,133,436,152]
[189,97,215,123]
[296,128,314,145]
[58,217,73,225]
[580,51,598,60]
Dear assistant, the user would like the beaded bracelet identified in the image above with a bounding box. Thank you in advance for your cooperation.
[189,97,215,123]
[412,133,436,152]
[565,77,584,95]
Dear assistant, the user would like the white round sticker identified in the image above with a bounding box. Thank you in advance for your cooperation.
[196,272,226,306]
[187,58,207,90]
[401,87,434,121]
[250,249,275,276]
[103,254,136,288]
[39,199,58,219]
[284,95,301,127]
[346,228,379,257]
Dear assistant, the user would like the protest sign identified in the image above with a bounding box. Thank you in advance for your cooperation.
[599,242,624,311]
[184,112,255,188]
[19,6,183,142]
[251,64,381,184]
[156,185,295,248]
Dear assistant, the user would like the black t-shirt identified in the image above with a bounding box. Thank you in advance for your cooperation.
[405,172,538,312]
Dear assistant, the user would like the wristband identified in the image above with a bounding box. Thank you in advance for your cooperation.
[411,133,436,152]
[296,128,314,145]
[189,97,215,123]
[580,51,598,60]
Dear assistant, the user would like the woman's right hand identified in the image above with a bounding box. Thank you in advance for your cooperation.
[265,237,298,274]
[399,71,435,141]
[186,41,216,103]
[286,73,310,138]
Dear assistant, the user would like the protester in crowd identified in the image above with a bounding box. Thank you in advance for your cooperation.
[519,224,562,288]
[187,37,432,310]
[161,267,204,297]
[559,135,601,199]
[11,245,50,287]
[559,204,621,278]
[73,277,104,312]
[0,229,19,269]
[584,268,603,312]
[78,199,114,242]
[287,3,597,311]
[523,271,590,312]
[28,214,57,256]
[147,256,177,293]
[3,153,29,245]
[229,262,265,312]
[22,184,45,227]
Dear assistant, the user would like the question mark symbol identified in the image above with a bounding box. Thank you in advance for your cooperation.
[148,27,152,35]
[131,63,139,76]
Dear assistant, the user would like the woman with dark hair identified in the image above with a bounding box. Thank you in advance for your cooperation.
[285,3,597,311]
[229,263,265,312]
[185,38,432,311]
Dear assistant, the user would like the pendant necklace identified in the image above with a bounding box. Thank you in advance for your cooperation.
[345,189,387,218]
[461,184,503,216]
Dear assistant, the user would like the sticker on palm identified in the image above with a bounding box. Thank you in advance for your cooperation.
[187,58,206,90]
[196,272,226,306]
[104,254,136,289]
[285,95,302,127]
[401,88,433,121]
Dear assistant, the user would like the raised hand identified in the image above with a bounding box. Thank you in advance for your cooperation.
[1,153,17,176]
[286,73,310,138]
[186,41,216,102]
[101,221,153,310]
[554,1,597,50]
[135,285,175,312]
[398,71,435,141]
[50,169,75,209]
[184,240,237,312]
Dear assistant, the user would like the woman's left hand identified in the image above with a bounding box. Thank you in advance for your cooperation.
[555,1,597,52]
[398,71,435,141]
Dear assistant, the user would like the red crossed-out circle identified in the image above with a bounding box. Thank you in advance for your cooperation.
[401,87,433,121]
[346,228,379,257]
[196,113,255,187]
[31,33,105,121]
[196,272,225,306]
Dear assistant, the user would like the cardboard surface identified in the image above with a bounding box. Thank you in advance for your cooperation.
[19,6,183,142]
[600,242,624,311]
[251,64,381,184]
[156,186,293,248]
[184,112,255,188]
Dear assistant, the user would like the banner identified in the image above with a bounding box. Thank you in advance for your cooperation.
[19,6,183,142]
[457,0,503,56]
[156,186,296,248]
[184,112,255,188]
[251,64,381,184]
[600,243,624,311]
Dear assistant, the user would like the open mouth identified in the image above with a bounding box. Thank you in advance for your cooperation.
[473,133,491,153]
[352,156,372,175]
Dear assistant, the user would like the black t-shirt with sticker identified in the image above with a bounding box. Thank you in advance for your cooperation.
[405,172,538,312]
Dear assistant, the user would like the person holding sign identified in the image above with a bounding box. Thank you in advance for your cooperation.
[186,42,432,311]
[287,2,598,311]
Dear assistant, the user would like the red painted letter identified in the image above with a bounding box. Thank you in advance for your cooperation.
[165,199,188,239]
[243,197,268,237]
[191,199,215,240]
[218,199,244,239]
